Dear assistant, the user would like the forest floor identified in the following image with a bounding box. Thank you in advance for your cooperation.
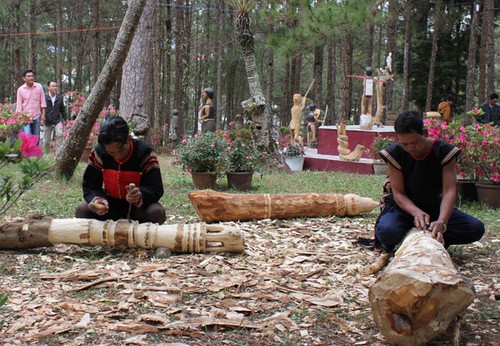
[0,216,498,345]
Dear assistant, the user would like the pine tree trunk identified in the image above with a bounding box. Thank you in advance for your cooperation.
[54,0,147,180]
[265,50,274,124]
[366,0,375,67]
[27,3,37,72]
[164,5,173,132]
[313,46,323,104]
[174,1,186,136]
[425,0,442,111]
[339,33,353,122]
[216,0,224,129]
[401,3,412,112]
[230,1,281,164]
[91,0,100,86]
[385,0,399,119]
[326,41,337,124]
[55,2,64,85]
[369,229,475,346]
[8,1,21,102]
[465,3,480,112]
[120,1,155,136]
[482,0,495,95]
[152,8,162,129]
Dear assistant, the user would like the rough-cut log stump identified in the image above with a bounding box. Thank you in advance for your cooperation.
[0,216,245,253]
[369,229,475,346]
[188,189,379,223]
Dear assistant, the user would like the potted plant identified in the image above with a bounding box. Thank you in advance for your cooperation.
[174,131,229,189]
[468,123,499,208]
[225,136,263,190]
[280,138,305,172]
[425,117,500,207]
[369,135,395,175]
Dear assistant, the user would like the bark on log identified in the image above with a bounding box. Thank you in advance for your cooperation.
[188,189,379,223]
[0,216,244,253]
[368,228,475,346]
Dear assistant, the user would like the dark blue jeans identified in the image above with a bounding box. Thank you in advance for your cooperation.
[375,202,485,251]
[22,117,41,137]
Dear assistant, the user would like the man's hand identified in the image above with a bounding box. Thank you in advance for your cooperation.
[88,197,109,216]
[126,184,142,206]
[413,211,430,230]
[429,220,446,245]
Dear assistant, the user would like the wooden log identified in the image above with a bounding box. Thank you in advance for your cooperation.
[0,215,245,253]
[188,189,379,223]
[368,228,475,346]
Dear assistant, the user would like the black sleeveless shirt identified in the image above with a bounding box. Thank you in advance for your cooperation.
[379,139,460,213]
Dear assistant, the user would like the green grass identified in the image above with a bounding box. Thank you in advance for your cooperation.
[1,154,498,240]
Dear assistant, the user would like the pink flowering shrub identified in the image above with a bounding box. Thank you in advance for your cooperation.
[425,118,499,184]
[0,104,31,140]
[64,120,100,147]
[64,91,118,147]
[18,133,42,158]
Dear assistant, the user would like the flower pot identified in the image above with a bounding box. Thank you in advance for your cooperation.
[226,171,253,191]
[475,182,500,209]
[285,156,304,172]
[190,172,217,189]
[455,179,478,203]
[372,161,388,175]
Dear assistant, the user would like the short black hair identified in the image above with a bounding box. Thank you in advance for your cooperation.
[98,116,129,146]
[47,80,57,87]
[444,94,455,102]
[490,93,499,100]
[203,87,214,99]
[394,111,424,135]
[308,104,317,111]
[22,69,34,77]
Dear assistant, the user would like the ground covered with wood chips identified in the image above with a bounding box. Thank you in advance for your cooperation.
[0,216,498,345]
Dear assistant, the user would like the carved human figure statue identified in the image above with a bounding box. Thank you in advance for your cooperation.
[198,87,216,133]
[348,67,374,116]
[306,103,324,144]
[290,93,307,142]
[290,80,314,143]
[373,65,394,126]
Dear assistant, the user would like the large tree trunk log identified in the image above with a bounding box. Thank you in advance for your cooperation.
[0,216,244,253]
[188,189,379,223]
[369,229,475,346]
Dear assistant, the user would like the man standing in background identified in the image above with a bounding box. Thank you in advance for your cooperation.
[16,69,46,139]
[479,93,500,126]
[42,80,67,154]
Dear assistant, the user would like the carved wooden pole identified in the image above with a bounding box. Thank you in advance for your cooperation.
[188,189,379,223]
[369,228,475,345]
[0,216,245,253]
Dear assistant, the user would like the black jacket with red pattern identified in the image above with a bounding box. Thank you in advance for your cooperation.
[82,138,163,210]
